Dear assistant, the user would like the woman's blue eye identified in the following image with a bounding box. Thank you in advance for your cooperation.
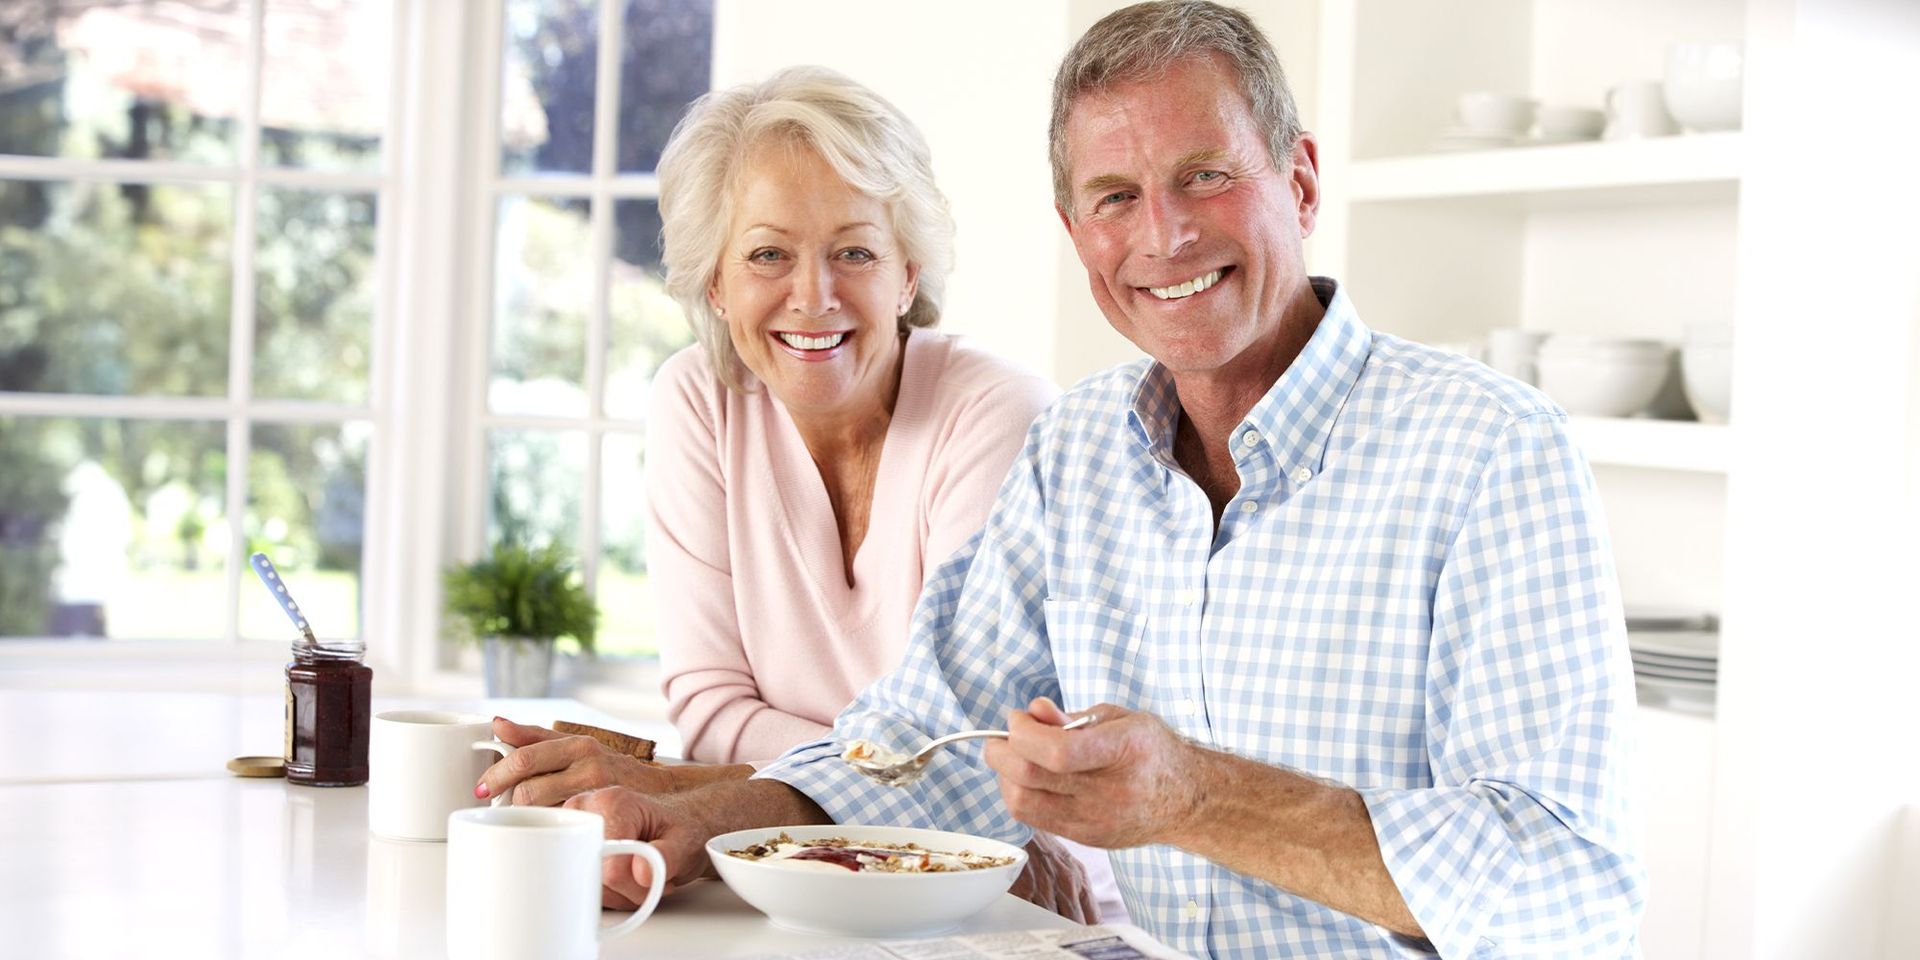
[749,249,782,262]
[839,248,875,262]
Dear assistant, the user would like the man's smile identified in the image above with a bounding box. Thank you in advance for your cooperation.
[1141,266,1232,301]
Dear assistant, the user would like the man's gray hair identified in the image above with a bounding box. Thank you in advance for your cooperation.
[656,66,954,390]
[1049,0,1302,218]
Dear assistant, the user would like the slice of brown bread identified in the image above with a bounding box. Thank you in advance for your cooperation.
[554,720,657,761]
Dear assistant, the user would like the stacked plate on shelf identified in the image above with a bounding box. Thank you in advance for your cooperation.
[1626,608,1719,715]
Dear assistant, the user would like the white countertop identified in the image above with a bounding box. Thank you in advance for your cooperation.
[0,688,678,784]
[0,690,1075,958]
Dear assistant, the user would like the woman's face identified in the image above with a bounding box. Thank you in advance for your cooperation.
[709,143,918,421]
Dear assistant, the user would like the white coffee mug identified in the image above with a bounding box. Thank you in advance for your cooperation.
[1604,80,1680,139]
[1485,327,1549,386]
[368,710,515,841]
[445,806,665,960]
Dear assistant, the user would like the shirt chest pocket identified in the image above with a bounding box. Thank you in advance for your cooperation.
[1042,598,1148,711]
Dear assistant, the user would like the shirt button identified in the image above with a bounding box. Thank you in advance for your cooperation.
[1292,467,1312,484]
[1178,590,1198,607]
[1182,899,1201,920]
[1182,697,1199,716]
[1240,430,1260,448]
[1239,500,1258,513]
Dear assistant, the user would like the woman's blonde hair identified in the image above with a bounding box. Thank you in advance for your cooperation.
[656,66,955,389]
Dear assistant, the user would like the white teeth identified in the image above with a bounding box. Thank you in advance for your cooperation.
[776,332,847,350]
[1148,269,1223,300]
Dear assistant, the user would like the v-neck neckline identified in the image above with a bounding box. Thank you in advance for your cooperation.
[765,328,935,624]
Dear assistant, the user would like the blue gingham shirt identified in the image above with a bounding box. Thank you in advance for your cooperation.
[759,279,1645,958]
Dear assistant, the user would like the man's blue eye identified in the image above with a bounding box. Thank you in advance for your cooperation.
[1195,171,1224,182]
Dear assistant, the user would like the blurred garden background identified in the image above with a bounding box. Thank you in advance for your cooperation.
[0,0,707,656]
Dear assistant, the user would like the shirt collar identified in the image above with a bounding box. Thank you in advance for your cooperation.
[1126,277,1371,475]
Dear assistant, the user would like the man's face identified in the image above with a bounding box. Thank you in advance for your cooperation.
[1059,54,1318,380]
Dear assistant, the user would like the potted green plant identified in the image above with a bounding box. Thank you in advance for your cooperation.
[442,542,599,698]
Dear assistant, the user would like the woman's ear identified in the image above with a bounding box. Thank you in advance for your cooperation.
[898,263,920,317]
[707,277,726,319]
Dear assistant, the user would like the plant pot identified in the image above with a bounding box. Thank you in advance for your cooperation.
[481,636,555,698]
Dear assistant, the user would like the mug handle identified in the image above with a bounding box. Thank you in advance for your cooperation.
[471,740,516,807]
[598,840,667,942]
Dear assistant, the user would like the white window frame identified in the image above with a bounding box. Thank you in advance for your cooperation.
[0,0,687,716]
[0,0,416,686]
[419,0,702,710]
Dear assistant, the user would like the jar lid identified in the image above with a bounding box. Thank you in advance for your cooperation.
[227,756,287,778]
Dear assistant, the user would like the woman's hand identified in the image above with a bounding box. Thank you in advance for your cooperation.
[476,717,751,807]
[1010,831,1099,924]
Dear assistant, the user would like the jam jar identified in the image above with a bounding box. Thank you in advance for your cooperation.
[284,640,372,787]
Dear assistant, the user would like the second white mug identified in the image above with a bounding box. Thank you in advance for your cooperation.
[446,806,665,960]
[368,710,515,841]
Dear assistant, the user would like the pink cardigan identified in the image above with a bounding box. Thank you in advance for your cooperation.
[645,329,1059,763]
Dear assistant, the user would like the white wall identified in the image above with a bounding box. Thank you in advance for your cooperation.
[715,0,1321,388]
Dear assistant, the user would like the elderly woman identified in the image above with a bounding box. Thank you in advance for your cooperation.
[479,67,1122,921]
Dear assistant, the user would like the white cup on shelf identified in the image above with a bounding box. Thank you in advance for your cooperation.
[1604,80,1681,139]
[1485,327,1549,386]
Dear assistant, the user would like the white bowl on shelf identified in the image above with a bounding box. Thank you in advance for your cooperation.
[1664,41,1743,132]
[1534,336,1674,418]
[1456,92,1537,137]
[1681,325,1733,423]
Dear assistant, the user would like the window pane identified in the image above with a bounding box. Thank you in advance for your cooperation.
[491,194,589,416]
[0,1,245,163]
[486,429,585,549]
[615,0,711,174]
[0,416,227,640]
[499,0,597,176]
[243,421,367,642]
[597,432,652,655]
[259,0,390,171]
[0,179,231,396]
[605,198,690,420]
[254,188,376,403]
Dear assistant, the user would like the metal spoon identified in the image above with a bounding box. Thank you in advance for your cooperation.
[844,713,1097,787]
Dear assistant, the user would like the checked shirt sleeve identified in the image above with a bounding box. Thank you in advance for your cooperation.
[1359,413,1646,959]
[755,436,1064,844]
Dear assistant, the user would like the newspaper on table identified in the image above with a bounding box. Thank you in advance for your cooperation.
[746,924,1193,960]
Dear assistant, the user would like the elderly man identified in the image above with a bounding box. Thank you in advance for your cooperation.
[574,2,1644,956]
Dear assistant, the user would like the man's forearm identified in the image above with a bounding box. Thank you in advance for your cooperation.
[685,775,834,835]
[1162,747,1425,938]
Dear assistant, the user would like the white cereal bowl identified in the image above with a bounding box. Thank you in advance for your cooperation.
[707,824,1028,938]
[1535,338,1674,418]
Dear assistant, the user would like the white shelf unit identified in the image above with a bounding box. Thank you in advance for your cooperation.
[1313,2,1741,957]
[1347,131,1744,205]
[1567,417,1730,473]
[1315,2,1920,958]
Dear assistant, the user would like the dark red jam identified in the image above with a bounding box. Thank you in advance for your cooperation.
[790,847,897,871]
[284,655,372,787]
